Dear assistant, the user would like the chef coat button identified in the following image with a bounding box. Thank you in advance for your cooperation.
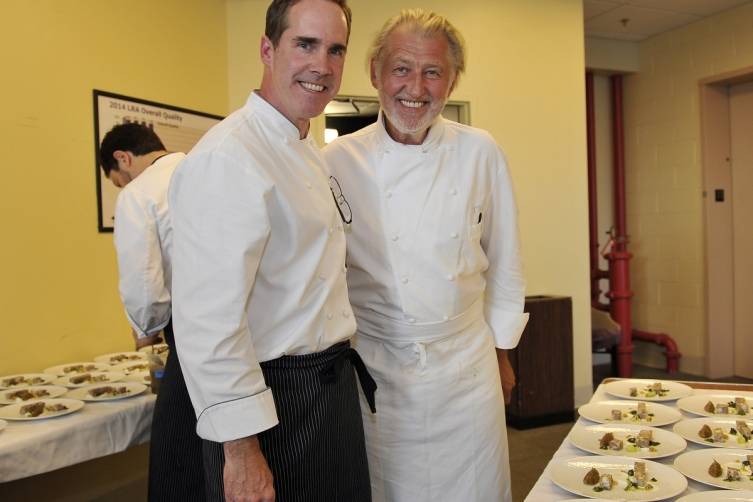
[326,313,333,320]
[329,227,334,234]
[391,235,399,241]
[450,188,458,196]
[401,276,409,284]
[447,274,455,281]
[342,310,350,318]
[408,317,416,323]
[451,232,459,239]
[385,191,393,199]
[443,315,449,321]
[319,274,326,281]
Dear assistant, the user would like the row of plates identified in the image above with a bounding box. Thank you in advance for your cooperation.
[0,381,149,421]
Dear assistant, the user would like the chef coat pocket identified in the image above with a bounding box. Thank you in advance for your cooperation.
[459,223,487,273]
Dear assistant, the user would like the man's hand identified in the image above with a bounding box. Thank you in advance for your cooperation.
[496,349,516,405]
[223,435,275,502]
[134,332,162,350]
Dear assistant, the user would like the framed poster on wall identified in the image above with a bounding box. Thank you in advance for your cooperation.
[93,89,223,232]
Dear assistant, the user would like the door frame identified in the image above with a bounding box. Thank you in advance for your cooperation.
[699,65,753,378]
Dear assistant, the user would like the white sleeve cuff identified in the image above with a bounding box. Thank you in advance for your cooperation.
[125,310,170,339]
[196,388,279,442]
[485,307,529,349]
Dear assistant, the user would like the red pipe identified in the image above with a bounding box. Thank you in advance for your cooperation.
[609,74,634,377]
[633,330,682,373]
[586,72,601,307]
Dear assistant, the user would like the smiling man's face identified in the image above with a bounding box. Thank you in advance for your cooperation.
[260,0,348,135]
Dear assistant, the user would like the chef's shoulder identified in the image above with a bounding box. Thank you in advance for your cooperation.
[124,152,185,205]
[175,109,273,190]
[321,122,380,174]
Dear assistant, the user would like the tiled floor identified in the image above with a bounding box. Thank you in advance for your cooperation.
[507,364,753,502]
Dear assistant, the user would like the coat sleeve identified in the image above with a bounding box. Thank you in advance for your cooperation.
[481,146,529,349]
[169,148,279,442]
[113,188,171,338]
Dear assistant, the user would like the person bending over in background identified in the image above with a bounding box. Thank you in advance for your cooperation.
[100,122,204,501]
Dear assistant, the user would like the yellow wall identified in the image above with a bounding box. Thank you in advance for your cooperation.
[0,0,228,375]
[227,0,593,403]
[624,1,753,375]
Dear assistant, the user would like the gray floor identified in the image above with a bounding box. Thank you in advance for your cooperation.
[507,364,753,502]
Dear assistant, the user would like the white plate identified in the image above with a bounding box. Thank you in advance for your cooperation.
[673,417,753,449]
[0,385,68,405]
[578,400,682,427]
[569,423,687,459]
[604,379,693,402]
[94,351,149,365]
[67,382,147,402]
[677,393,753,418]
[124,372,151,385]
[0,373,57,389]
[43,362,110,376]
[0,398,85,421]
[549,455,688,501]
[676,490,753,501]
[674,449,753,490]
[54,371,125,388]
[138,343,169,355]
[111,361,151,375]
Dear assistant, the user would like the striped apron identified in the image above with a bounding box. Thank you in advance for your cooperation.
[202,341,374,502]
[354,300,512,502]
[149,320,206,501]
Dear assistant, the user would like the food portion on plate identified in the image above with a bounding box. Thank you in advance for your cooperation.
[603,379,693,402]
[609,402,655,423]
[54,371,125,388]
[583,460,658,494]
[43,362,110,376]
[599,429,660,453]
[95,351,149,365]
[578,400,682,427]
[0,373,56,389]
[0,385,67,405]
[569,423,687,459]
[703,397,751,416]
[67,382,148,402]
[706,455,753,482]
[0,398,85,421]
[138,343,169,355]
[112,361,151,375]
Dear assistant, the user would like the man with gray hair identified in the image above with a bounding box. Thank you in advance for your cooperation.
[323,8,528,502]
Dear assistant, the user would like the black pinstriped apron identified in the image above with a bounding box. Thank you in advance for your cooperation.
[202,340,375,502]
[148,320,206,501]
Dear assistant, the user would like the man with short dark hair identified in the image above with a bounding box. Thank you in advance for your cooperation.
[324,9,528,502]
[169,1,372,501]
[100,122,205,501]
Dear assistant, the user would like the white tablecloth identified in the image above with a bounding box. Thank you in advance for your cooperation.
[0,393,155,482]
[525,381,750,501]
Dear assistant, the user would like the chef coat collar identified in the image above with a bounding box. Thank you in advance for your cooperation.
[245,91,313,143]
[375,110,445,154]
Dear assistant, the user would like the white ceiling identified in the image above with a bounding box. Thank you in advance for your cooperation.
[584,0,753,41]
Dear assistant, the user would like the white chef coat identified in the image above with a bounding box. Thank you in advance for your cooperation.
[323,113,528,346]
[323,113,528,502]
[113,152,185,339]
[169,92,356,443]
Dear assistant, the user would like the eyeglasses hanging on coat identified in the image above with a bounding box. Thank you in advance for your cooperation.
[329,175,353,225]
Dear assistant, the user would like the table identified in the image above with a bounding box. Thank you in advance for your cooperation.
[526,380,753,501]
[0,392,155,482]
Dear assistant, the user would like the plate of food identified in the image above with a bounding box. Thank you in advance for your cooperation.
[676,489,753,501]
[54,371,125,388]
[674,449,753,490]
[677,394,753,418]
[67,382,147,402]
[94,351,149,365]
[569,423,687,459]
[549,455,687,500]
[43,362,110,376]
[674,417,753,449]
[138,343,169,356]
[111,361,151,375]
[578,400,682,427]
[604,379,693,401]
[0,385,68,405]
[0,398,85,421]
[0,373,57,389]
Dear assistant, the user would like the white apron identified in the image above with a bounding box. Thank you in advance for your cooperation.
[355,300,511,502]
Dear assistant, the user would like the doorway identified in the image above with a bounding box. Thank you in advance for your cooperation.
[700,67,753,379]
